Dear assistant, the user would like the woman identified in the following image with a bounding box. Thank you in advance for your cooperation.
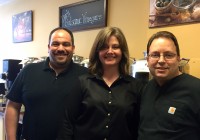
[58,27,144,140]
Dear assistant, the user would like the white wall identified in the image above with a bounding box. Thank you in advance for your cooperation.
[0,0,148,75]
[0,0,200,77]
[0,0,105,74]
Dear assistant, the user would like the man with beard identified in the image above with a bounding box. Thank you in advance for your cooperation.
[4,27,88,140]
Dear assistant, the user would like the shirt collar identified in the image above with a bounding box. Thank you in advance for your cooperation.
[152,73,185,88]
[86,73,133,83]
[43,57,51,71]
[43,57,74,74]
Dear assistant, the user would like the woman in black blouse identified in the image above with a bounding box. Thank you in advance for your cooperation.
[58,27,145,140]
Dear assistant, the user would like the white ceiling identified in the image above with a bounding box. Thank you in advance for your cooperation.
[0,0,15,6]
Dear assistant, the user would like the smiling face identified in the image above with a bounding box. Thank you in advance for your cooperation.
[98,35,122,69]
[48,29,75,68]
[147,37,181,85]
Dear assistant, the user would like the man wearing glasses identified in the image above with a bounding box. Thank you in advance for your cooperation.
[138,31,200,140]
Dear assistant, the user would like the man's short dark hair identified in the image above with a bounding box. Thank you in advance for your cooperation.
[48,27,74,46]
[147,31,180,56]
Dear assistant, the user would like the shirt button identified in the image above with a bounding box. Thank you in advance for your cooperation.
[106,125,109,128]
[104,138,107,140]
[107,113,111,116]
[108,101,112,104]
[109,91,111,94]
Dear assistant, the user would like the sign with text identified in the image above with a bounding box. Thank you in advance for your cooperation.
[59,0,107,32]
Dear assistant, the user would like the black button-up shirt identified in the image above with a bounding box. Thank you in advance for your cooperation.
[58,73,144,140]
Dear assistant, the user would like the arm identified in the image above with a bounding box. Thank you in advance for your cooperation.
[4,100,22,140]
[57,109,74,140]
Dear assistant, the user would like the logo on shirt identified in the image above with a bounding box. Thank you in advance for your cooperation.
[168,107,176,114]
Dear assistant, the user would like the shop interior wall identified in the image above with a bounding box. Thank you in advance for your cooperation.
[0,0,199,77]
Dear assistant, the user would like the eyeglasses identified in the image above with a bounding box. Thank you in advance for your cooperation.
[148,53,177,60]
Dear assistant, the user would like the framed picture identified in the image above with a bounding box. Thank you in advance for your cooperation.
[59,0,108,32]
[12,10,33,43]
[149,0,200,28]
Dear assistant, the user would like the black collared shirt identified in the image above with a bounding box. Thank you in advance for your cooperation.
[58,73,144,140]
[6,58,88,140]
